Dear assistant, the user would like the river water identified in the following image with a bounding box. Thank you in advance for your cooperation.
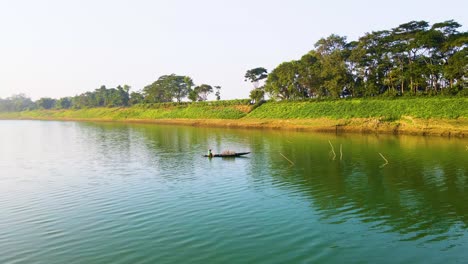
[0,120,467,263]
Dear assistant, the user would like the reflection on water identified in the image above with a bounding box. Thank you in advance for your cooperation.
[262,133,468,240]
[0,120,467,263]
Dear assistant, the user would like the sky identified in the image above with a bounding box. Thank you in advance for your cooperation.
[1,0,467,100]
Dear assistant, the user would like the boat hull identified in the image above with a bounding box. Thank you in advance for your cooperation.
[204,152,250,158]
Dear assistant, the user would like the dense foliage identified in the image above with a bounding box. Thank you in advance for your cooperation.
[263,20,467,99]
[0,94,35,112]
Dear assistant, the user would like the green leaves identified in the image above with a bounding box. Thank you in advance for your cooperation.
[143,74,193,103]
[266,19,467,100]
[244,67,268,84]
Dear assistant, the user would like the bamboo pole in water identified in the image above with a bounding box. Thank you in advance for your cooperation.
[340,144,343,161]
[279,152,295,165]
[379,152,389,167]
[328,140,336,160]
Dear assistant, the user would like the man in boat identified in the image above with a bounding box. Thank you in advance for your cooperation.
[208,149,213,158]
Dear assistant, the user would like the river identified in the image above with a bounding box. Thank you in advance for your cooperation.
[0,120,467,263]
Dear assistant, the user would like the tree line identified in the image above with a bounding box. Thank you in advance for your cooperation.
[2,19,466,112]
[0,74,221,112]
[246,20,467,101]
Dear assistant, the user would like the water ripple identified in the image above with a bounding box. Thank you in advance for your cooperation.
[1,121,467,264]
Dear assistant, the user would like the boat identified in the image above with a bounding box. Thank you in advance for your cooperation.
[204,152,250,158]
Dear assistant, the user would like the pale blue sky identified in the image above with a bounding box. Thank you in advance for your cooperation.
[1,0,467,100]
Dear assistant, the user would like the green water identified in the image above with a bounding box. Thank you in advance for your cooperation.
[0,120,467,263]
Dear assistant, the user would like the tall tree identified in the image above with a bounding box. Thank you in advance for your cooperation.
[193,84,213,101]
[264,61,300,100]
[245,67,268,88]
[214,86,221,100]
[249,88,265,103]
[143,74,193,103]
[129,91,144,105]
[56,97,72,109]
[315,34,351,98]
[349,30,393,96]
[389,21,430,94]
[0,94,34,111]
[36,97,56,109]
[9,94,35,111]
[296,51,323,97]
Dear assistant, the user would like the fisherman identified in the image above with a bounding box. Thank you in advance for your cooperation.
[208,149,213,158]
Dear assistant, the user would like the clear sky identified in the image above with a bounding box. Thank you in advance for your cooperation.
[1,0,467,100]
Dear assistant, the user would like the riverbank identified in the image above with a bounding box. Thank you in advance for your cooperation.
[1,115,467,137]
[1,97,467,137]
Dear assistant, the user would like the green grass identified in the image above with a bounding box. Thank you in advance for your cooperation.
[0,100,251,120]
[247,97,468,119]
[1,97,467,121]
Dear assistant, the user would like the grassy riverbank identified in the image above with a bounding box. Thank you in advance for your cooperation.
[1,97,467,137]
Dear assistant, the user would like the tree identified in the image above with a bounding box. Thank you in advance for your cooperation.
[143,74,193,103]
[117,85,130,106]
[245,67,268,102]
[195,84,213,101]
[129,91,144,105]
[178,76,194,102]
[36,97,56,109]
[349,30,393,96]
[214,86,221,100]
[245,67,268,88]
[56,97,72,109]
[444,46,468,89]
[94,85,108,106]
[143,77,173,103]
[249,88,265,103]
[9,94,34,111]
[188,89,198,102]
[315,34,352,98]
[264,61,300,100]
[296,51,323,97]
[388,21,430,94]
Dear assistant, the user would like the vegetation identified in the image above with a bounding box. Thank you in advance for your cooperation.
[245,67,268,103]
[264,20,467,99]
[189,84,214,102]
[0,19,466,132]
[0,76,222,112]
[247,97,468,119]
[143,74,193,103]
[0,99,252,120]
[1,97,466,121]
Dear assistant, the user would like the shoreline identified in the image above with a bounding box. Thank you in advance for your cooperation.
[2,116,467,138]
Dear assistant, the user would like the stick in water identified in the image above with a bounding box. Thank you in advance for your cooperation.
[340,144,343,161]
[379,152,389,167]
[328,140,336,160]
[279,152,295,165]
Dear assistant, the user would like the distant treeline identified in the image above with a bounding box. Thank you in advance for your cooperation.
[248,20,467,100]
[1,19,467,113]
[0,75,221,112]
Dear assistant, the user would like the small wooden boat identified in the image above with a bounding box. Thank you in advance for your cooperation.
[204,152,250,158]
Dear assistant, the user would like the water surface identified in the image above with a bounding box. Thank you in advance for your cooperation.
[0,120,467,263]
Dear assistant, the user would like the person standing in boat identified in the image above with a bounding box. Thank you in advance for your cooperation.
[208,149,213,158]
